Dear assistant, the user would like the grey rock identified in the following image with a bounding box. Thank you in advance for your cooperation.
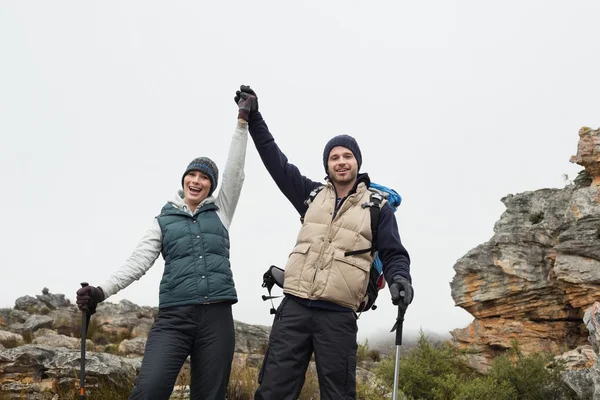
[119,336,146,356]
[121,356,143,374]
[562,369,594,400]
[32,333,93,350]
[9,315,53,335]
[13,296,47,313]
[36,289,70,310]
[0,330,24,348]
[130,317,154,338]
[33,328,58,338]
[0,309,30,327]
[234,320,270,354]
[116,299,140,313]
[47,308,78,336]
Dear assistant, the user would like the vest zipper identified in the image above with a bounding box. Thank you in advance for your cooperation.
[309,188,360,294]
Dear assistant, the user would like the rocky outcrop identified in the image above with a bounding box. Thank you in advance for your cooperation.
[0,345,138,399]
[559,302,600,399]
[571,127,600,186]
[0,288,271,399]
[450,127,600,372]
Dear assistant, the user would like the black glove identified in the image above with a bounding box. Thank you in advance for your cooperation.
[76,285,105,315]
[234,85,259,121]
[389,276,413,310]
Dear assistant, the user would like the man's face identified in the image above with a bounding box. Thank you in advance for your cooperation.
[327,146,358,185]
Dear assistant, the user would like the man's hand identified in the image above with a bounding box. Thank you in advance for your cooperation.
[234,85,259,121]
[389,276,413,311]
[76,285,105,315]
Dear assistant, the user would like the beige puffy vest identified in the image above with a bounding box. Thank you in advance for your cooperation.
[283,181,382,310]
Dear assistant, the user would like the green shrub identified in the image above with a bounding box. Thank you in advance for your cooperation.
[487,346,577,400]
[104,343,120,355]
[375,331,477,399]
[357,379,389,400]
[357,339,369,363]
[452,375,516,400]
[372,333,578,400]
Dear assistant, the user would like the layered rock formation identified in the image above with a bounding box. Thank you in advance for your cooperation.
[451,127,600,372]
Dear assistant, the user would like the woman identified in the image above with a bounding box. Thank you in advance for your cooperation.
[76,93,256,399]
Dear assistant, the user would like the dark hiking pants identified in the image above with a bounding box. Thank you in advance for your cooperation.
[129,302,235,400]
[254,296,358,400]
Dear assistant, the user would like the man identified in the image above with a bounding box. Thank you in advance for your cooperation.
[234,85,413,400]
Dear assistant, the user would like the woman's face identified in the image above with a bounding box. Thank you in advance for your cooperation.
[183,170,212,208]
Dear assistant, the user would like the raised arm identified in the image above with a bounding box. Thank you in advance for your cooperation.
[214,119,248,230]
[248,111,321,215]
[235,86,321,216]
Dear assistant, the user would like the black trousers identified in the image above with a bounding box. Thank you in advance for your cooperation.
[255,296,358,400]
[129,302,235,400]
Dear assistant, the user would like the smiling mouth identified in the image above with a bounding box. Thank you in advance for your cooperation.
[189,186,203,195]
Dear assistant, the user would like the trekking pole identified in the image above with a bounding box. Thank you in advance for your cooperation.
[79,282,90,399]
[390,305,406,400]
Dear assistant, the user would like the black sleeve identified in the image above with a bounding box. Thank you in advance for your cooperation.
[248,112,322,216]
[377,202,411,285]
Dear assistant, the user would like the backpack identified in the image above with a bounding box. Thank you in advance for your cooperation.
[261,182,402,314]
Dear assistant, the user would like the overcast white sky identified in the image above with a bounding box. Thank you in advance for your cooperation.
[1,1,599,341]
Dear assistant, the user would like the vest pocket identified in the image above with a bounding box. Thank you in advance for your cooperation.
[330,254,371,305]
[284,242,311,290]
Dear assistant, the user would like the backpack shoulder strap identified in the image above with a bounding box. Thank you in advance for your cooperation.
[304,185,325,207]
[300,185,326,223]
[368,191,383,251]
[344,190,384,257]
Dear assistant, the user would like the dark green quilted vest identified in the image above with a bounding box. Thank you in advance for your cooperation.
[156,202,237,309]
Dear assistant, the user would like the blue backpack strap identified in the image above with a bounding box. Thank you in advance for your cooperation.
[369,182,402,209]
